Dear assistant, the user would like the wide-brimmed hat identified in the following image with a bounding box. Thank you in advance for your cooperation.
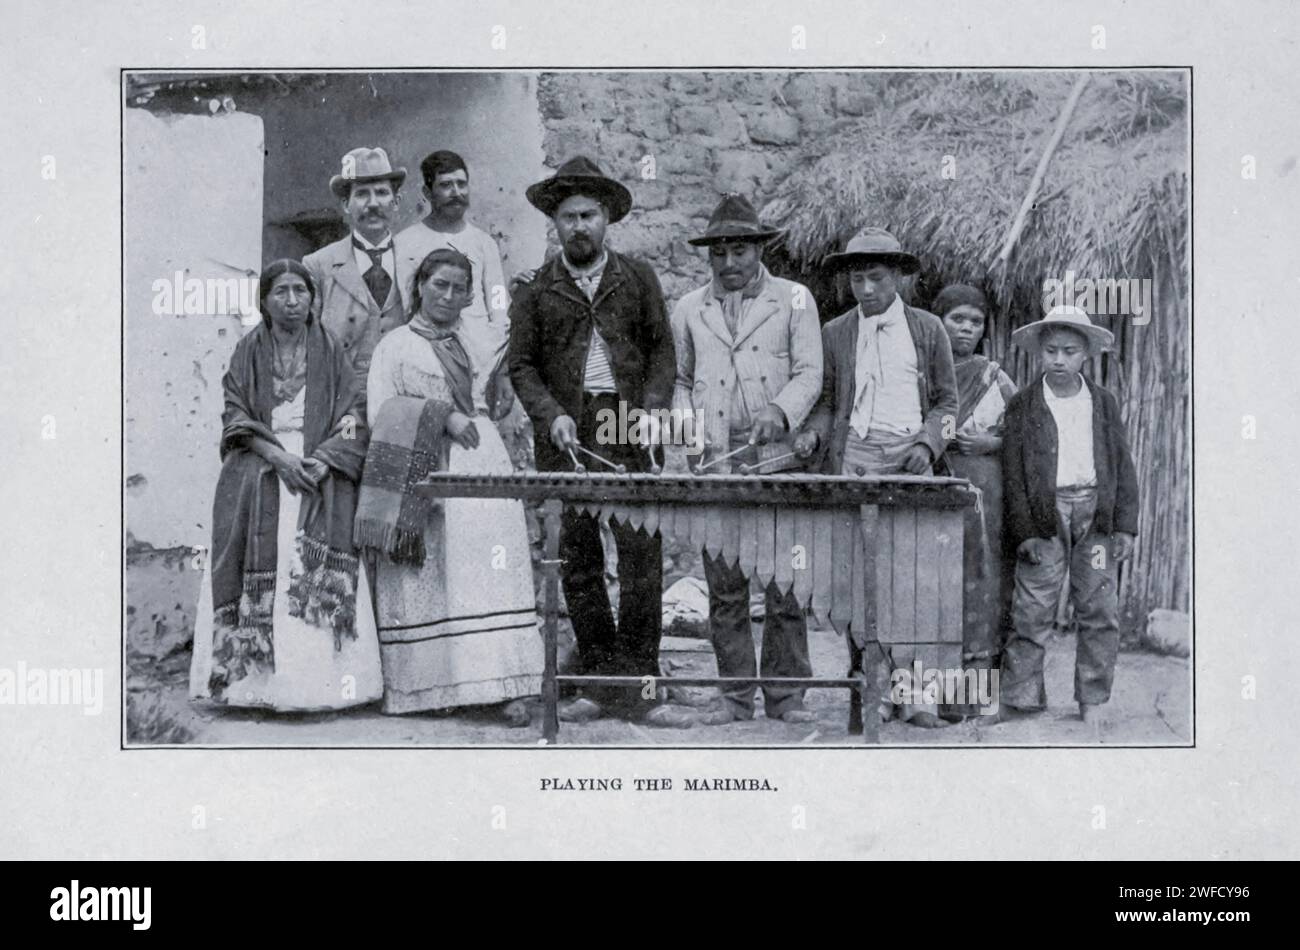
[687,193,784,247]
[1011,305,1114,354]
[525,155,633,223]
[824,227,921,274]
[329,147,407,199]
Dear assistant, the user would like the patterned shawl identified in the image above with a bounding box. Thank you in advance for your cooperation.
[207,321,369,695]
[954,355,1000,430]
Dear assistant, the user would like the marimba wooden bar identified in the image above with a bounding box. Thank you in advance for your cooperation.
[416,471,977,743]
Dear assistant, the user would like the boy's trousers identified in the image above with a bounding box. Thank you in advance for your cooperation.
[1001,486,1121,709]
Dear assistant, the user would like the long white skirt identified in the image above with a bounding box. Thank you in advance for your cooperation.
[189,394,383,712]
[374,416,543,714]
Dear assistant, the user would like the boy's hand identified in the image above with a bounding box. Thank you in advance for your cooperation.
[793,430,819,459]
[1111,532,1135,562]
[901,443,932,474]
[1017,538,1045,565]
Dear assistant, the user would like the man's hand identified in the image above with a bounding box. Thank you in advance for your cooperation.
[793,430,820,459]
[1017,538,1045,565]
[1111,532,1135,562]
[447,411,481,450]
[749,404,788,446]
[955,431,1000,456]
[509,268,538,296]
[901,443,933,474]
[637,412,662,449]
[550,414,579,452]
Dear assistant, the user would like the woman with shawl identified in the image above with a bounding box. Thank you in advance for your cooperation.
[932,284,1018,719]
[190,259,382,711]
[356,248,541,726]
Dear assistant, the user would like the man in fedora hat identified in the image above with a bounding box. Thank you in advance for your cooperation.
[670,193,823,725]
[796,227,959,729]
[995,305,1138,727]
[303,147,410,376]
[507,156,690,729]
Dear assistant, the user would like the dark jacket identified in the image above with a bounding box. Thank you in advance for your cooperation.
[1001,375,1140,547]
[804,301,959,474]
[507,250,675,471]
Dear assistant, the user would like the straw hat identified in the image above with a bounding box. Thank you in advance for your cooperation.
[329,147,406,199]
[1011,305,1114,354]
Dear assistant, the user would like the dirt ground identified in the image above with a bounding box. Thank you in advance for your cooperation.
[132,622,1191,747]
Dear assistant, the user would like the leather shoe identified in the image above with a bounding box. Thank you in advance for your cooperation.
[558,697,604,723]
[640,704,694,729]
[777,708,817,724]
[699,704,743,725]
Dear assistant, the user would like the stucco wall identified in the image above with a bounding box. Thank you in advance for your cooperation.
[124,73,550,676]
[124,108,265,552]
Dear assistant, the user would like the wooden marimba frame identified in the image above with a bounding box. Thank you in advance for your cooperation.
[415,471,977,743]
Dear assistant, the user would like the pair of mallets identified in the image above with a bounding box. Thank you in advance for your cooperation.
[566,443,663,475]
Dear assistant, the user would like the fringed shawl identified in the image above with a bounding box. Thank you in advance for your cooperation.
[352,395,453,565]
[207,321,369,691]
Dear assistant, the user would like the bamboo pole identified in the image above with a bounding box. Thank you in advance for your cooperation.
[990,74,1092,274]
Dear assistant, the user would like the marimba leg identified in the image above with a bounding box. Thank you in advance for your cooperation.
[847,641,863,735]
[541,497,563,743]
[858,641,881,744]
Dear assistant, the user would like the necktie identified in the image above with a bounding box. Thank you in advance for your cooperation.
[851,317,884,440]
[353,238,393,306]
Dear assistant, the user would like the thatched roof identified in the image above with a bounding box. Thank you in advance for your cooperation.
[762,71,1188,307]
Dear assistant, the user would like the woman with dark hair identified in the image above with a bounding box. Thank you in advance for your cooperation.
[189,259,382,711]
[357,249,541,725]
[932,284,1018,719]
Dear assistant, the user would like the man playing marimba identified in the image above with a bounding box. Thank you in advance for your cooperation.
[671,194,824,724]
[508,157,692,729]
[796,228,959,728]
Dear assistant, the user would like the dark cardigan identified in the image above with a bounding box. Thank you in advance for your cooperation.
[1001,375,1140,547]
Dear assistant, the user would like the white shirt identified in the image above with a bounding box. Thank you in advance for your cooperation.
[1043,375,1096,487]
[351,230,395,281]
[851,294,922,439]
[395,220,508,325]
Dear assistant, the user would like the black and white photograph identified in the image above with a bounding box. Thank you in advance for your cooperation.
[6,0,1298,876]
[122,67,1190,747]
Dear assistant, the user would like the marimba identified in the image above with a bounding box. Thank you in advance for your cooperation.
[415,470,977,742]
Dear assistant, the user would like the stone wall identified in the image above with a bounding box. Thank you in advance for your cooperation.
[537,71,872,305]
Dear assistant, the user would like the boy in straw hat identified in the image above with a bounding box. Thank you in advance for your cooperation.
[995,305,1138,726]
